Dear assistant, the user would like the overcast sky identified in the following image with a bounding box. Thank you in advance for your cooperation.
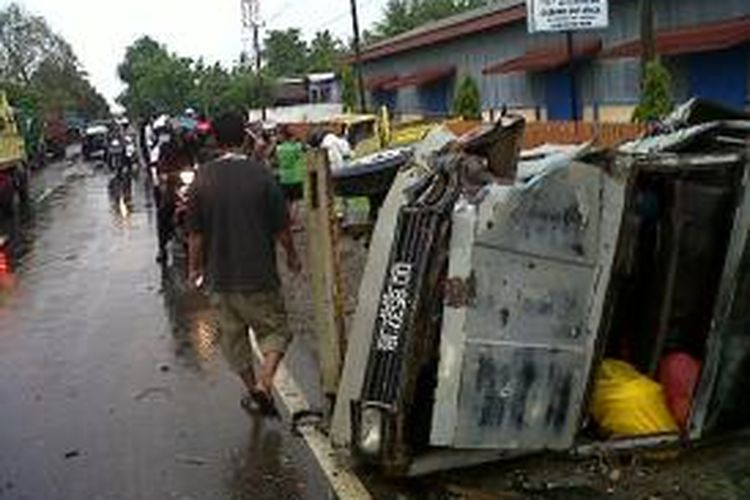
[1,0,388,107]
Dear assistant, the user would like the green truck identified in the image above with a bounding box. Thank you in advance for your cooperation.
[0,91,30,214]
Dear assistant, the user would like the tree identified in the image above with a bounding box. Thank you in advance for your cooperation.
[117,36,195,117]
[117,36,164,87]
[371,0,492,41]
[116,28,346,119]
[218,68,274,114]
[374,0,412,39]
[340,65,359,113]
[453,75,481,120]
[32,58,109,119]
[0,3,77,84]
[308,31,343,73]
[190,60,231,116]
[633,59,673,123]
[117,37,276,118]
[0,3,108,121]
[264,29,309,77]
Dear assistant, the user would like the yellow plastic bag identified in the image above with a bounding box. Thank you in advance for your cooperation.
[590,359,678,437]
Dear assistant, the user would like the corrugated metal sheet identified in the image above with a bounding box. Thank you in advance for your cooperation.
[484,39,602,75]
[602,16,750,58]
[360,0,750,115]
[355,1,525,63]
[365,74,399,91]
[381,66,455,90]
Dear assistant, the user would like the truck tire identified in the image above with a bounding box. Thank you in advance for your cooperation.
[0,168,17,216]
[15,165,29,207]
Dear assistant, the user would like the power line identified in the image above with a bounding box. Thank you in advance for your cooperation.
[311,10,352,33]
[310,2,380,35]
[265,1,379,35]
[266,0,293,25]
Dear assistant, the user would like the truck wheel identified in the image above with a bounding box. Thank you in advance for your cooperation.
[0,169,18,216]
[14,165,30,209]
[17,172,29,207]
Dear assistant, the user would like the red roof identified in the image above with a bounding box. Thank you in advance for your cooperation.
[381,66,456,90]
[365,74,399,91]
[484,38,602,74]
[356,3,526,63]
[602,16,750,58]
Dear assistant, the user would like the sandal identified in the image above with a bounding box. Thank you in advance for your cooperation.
[240,394,263,415]
[245,389,279,418]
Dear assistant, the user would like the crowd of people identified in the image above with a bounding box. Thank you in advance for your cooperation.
[141,109,352,417]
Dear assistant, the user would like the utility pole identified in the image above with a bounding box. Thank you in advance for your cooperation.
[253,23,267,121]
[242,0,267,121]
[349,0,367,113]
[566,31,579,123]
[639,0,655,77]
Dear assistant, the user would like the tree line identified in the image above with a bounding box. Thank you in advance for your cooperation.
[2,0,493,123]
[118,0,493,119]
[116,29,347,119]
[366,0,495,43]
[0,3,109,123]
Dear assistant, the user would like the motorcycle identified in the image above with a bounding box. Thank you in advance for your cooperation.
[173,166,196,248]
[158,164,197,270]
[107,136,127,178]
[124,136,138,177]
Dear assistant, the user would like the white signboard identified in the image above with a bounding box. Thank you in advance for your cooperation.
[527,0,609,33]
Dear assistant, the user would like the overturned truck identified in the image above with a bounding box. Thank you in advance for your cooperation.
[330,101,750,475]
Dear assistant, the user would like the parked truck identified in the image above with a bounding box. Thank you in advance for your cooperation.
[42,110,69,161]
[0,91,30,214]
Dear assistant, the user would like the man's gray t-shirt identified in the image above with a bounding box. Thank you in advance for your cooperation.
[188,154,287,293]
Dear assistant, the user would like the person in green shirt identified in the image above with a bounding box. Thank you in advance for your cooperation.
[275,126,305,227]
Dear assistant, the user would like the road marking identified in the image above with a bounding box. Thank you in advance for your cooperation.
[35,187,56,204]
[249,332,372,500]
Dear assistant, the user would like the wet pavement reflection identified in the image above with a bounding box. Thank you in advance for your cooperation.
[0,161,329,500]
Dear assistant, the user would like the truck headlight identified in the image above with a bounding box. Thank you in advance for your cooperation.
[358,405,384,458]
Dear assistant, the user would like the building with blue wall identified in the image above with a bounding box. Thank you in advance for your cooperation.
[357,0,750,122]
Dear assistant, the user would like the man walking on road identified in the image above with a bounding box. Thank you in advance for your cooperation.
[187,112,301,415]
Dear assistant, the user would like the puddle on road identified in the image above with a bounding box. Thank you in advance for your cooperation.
[0,165,139,305]
[160,265,219,371]
[160,250,220,371]
[107,176,137,228]
[0,165,87,304]
[0,164,328,500]
[225,417,328,500]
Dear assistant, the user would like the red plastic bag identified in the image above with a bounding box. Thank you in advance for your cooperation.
[658,352,702,430]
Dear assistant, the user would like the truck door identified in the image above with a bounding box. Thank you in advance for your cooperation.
[690,152,750,436]
[431,162,626,450]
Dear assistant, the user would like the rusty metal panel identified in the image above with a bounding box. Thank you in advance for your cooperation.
[431,162,626,450]
[474,162,603,266]
[464,248,594,349]
[454,344,589,449]
[690,152,750,437]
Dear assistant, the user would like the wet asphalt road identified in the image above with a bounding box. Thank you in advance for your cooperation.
[0,160,330,500]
